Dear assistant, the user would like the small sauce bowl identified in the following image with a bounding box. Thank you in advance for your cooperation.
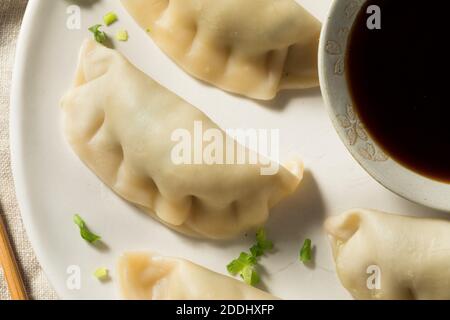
[318,0,450,211]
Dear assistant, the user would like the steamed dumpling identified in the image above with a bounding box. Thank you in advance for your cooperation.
[60,40,302,239]
[118,252,277,299]
[121,0,321,100]
[325,209,450,300]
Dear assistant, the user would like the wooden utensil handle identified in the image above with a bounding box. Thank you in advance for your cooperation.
[0,214,28,300]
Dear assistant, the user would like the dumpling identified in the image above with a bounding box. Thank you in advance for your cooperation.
[117,252,277,299]
[60,40,302,239]
[325,209,450,300]
[121,0,321,100]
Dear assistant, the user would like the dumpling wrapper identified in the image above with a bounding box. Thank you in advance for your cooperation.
[121,0,321,100]
[325,209,450,300]
[118,252,277,299]
[61,40,302,239]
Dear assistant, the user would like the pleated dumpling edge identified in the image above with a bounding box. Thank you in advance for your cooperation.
[121,0,321,100]
[61,40,303,239]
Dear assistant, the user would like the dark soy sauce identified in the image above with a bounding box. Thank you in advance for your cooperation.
[347,0,450,182]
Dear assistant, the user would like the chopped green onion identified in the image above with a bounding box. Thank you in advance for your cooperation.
[227,252,256,276]
[146,27,152,33]
[73,214,101,243]
[116,29,128,42]
[256,228,274,251]
[93,267,109,281]
[300,238,312,263]
[241,265,260,286]
[249,244,264,258]
[227,228,273,286]
[103,12,118,26]
[88,24,107,44]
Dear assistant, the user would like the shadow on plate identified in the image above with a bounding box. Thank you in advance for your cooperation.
[266,169,325,250]
[65,0,101,8]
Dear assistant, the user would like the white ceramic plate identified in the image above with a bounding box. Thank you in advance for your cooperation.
[10,0,449,300]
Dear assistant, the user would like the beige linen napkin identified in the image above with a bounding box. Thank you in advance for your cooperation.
[0,0,58,300]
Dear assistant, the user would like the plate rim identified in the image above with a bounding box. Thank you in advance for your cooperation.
[10,0,65,299]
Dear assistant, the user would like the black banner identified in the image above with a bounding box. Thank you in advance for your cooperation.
[0,300,448,317]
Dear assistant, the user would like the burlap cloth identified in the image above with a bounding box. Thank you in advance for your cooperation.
[0,0,58,300]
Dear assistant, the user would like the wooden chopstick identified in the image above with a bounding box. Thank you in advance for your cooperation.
[0,214,28,300]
